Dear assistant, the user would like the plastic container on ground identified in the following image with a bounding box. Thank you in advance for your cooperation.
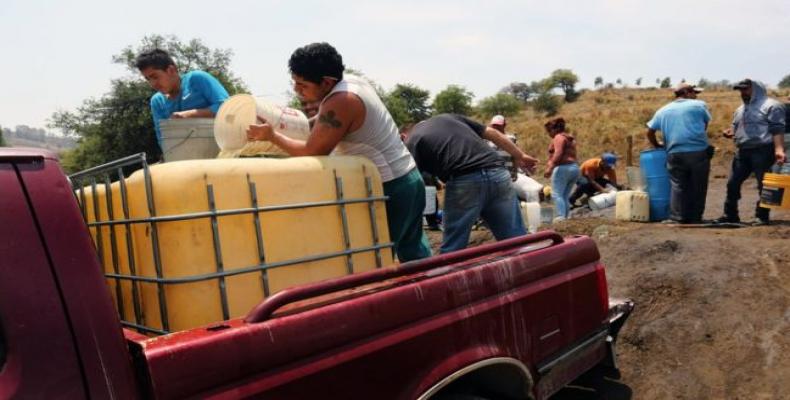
[760,173,790,209]
[520,201,541,233]
[640,149,670,221]
[512,173,543,203]
[424,186,437,215]
[615,191,650,222]
[79,156,393,333]
[588,185,618,210]
[214,94,310,157]
[160,118,219,162]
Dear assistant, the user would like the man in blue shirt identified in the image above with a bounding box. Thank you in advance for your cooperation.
[646,83,713,224]
[135,49,229,149]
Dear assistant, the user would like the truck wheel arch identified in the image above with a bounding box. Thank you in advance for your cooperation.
[417,357,535,400]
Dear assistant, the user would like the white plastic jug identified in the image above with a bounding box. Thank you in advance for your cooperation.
[214,94,310,156]
[520,201,541,233]
[513,173,543,203]
[588,185,618,210]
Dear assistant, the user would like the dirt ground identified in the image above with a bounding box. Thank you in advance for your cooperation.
[426,163,790,400]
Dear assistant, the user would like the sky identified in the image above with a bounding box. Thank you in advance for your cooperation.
[2,0,789,132]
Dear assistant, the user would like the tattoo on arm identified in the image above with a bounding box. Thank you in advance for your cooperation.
[318,110,343,129]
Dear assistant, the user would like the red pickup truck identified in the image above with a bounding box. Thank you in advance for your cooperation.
[0,148,632,400]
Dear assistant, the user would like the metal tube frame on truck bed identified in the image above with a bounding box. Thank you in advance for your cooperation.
[69,153,394,335]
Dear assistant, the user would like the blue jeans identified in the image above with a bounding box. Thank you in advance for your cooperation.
[551,163,581,219]
[441,168,526,253]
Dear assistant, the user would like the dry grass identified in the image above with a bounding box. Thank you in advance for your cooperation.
[506,87,789,183]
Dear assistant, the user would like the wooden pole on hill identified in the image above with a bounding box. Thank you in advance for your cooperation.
[626,135,633,166]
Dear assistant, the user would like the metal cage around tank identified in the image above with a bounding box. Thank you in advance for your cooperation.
[69,153,393,336]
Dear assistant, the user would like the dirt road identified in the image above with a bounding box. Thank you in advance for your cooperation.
[428,164,790,399]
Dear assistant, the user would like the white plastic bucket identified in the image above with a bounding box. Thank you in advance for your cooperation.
[214,94,310,156]
[160,118,219,162]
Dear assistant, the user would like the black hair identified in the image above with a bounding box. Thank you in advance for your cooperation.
[135,49,176,71]
[288,42,345,84]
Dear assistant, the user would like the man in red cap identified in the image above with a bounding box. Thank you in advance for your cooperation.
[645,82,713,224]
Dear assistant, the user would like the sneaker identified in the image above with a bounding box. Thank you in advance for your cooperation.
[713,216,740,224]
[660,219,680,225]
[750,218,770,226]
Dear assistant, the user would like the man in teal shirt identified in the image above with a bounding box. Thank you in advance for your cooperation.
[135,49,229,149]
[646,83,712,224]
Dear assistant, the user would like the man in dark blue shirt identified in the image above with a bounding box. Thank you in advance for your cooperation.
[405,114,537,253]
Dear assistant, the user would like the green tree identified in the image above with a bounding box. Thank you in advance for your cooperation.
[383,95,411,128]
[51,35,246,173]
[616,78,623,86]
[594,76,604,88]
[432,85,474,116]
[778,74,790,88]
[386,84,431,124]
[546,69,579,102]
[636,77,643,86]
[697,77,711,88]
[500,82,533,103]
[532,92,561,116]
[660,77,672,88]
[0,126,5,147]
[477,93,521,117]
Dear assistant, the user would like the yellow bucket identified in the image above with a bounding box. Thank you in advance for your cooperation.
[760,173,790,209]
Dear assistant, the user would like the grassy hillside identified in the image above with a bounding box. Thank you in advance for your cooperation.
[506,87,787,176]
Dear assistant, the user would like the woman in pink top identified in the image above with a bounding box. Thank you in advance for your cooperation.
[543,117,581,220]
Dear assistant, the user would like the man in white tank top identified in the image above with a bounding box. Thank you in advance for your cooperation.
[246,42,431,262]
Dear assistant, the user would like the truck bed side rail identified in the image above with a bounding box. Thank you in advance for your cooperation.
[245,231,563,323]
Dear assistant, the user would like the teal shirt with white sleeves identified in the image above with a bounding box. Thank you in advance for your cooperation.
[646,99,711,154]
[150,70,229,148]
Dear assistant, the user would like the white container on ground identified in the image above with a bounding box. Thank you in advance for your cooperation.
[424,186,437,215]
[588,185,618,210]
[615,190,650,221]
[160,118,219,162]
[520,201,541,233]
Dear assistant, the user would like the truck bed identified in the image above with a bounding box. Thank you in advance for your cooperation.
[128,232,612,399]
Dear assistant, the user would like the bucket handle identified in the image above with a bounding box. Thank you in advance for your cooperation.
[163,128,197,157]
